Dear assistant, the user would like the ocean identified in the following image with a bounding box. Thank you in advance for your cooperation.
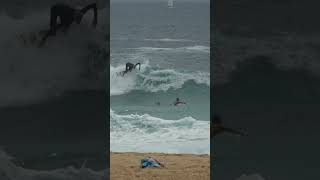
[0,1,108,179]
[213,4,320,178]
[110,1,210,154]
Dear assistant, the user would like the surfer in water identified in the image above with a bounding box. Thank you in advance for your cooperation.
[211,114,247,137]
[39,3,98,46]
[174,98,186,106]
[121,62,141,76]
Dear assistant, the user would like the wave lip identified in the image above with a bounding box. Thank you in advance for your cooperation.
[110,62,210,96]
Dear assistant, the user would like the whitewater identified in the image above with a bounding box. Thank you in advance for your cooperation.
[0,5,108,107]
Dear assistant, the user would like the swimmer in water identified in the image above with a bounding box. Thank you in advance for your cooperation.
[174,98,186,106]
[211,114,247,137]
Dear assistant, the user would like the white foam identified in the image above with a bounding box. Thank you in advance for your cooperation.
[0,9,107,106]
[110,109,210,154]
[110,61,210,96]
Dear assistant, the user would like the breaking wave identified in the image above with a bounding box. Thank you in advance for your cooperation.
[110,61,209,96]
[0,8,108,107]
[110,109,210,154]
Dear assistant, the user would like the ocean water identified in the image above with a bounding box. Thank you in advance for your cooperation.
[0,1,108,178]
[213,28,320,179]
[110,1,210,154]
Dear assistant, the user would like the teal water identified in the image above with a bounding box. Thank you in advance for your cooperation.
[110,2,210,154]
[111,81,209,121]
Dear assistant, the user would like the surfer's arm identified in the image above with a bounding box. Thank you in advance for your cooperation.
[211,127,223,137]
[81,3,98,27]
[135,63,141,70]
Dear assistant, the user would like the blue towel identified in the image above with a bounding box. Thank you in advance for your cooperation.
[141,157,162,168]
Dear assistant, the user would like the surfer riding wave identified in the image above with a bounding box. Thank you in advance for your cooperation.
[39,3,98,47]
[119,62,141,76]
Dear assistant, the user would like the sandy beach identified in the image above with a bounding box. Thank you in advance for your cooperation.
[110,152,210,180]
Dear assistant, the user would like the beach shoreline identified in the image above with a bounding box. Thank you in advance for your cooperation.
[110,152,210,180]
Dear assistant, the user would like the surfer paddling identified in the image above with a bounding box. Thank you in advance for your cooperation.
[120,62,141,76]
[39,3,98,46]
[211,114,247,137]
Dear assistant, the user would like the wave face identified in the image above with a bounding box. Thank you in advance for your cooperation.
[0,8,108,107]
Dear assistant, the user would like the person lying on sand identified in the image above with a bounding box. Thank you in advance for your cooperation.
[121,62,141,76]
[211,114,247,137]
[173,98,186,106]
[39,3,98,47]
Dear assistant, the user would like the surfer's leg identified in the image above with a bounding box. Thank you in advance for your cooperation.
[39,7,58,46]
[122,71,126,76]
